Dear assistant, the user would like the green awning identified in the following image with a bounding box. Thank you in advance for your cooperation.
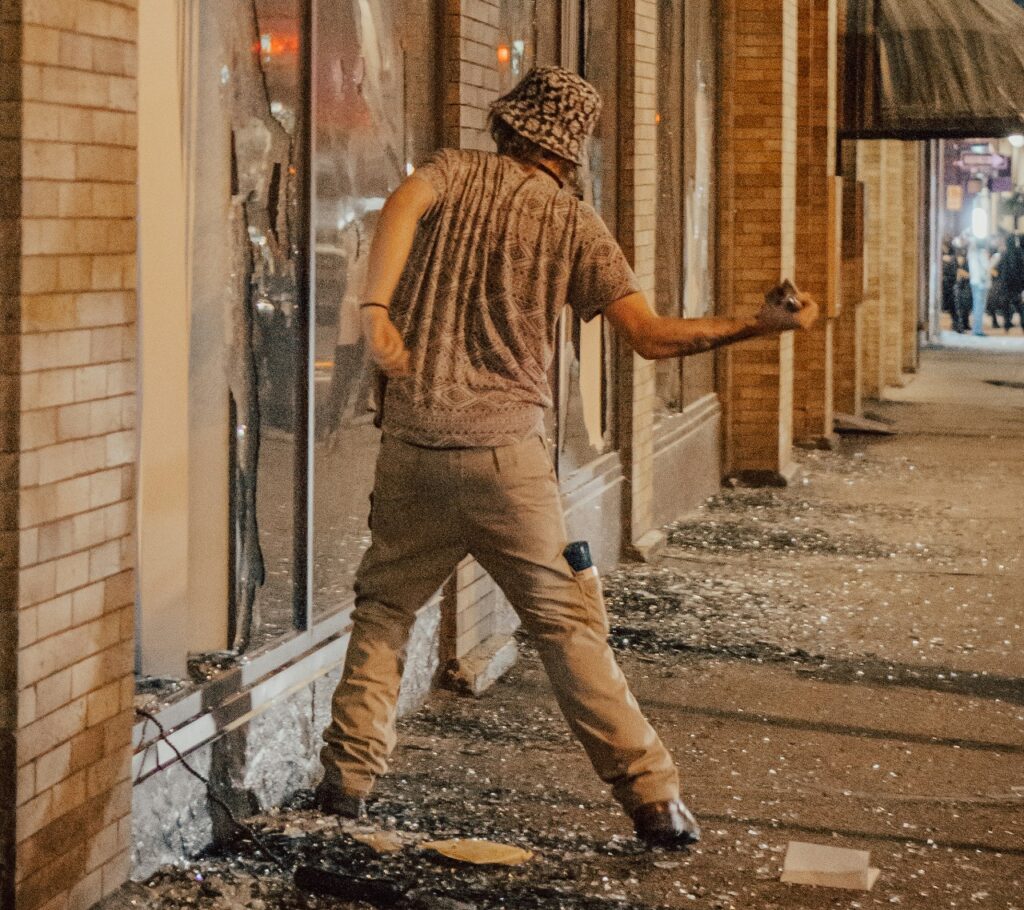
[842,0,1024,140]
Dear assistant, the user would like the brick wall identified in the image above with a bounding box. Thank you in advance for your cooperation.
[902,142,921,373]
[793,0,836,445]
[717,0,799,480]
[880,140,904,387]
[617,0,658,545]
[11,1,137,907]
[858,140,884,398]
[1,7,23,906]
[835,141,864,416]
[443,0,500,153]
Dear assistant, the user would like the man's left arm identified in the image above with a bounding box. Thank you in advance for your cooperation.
[359,175,438,376]
[604,287,818,360]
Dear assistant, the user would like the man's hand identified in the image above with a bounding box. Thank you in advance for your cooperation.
[361,307,411,377]
[755,280,819,333]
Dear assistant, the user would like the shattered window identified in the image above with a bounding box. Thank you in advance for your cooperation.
[311,0,440,618]
[186,0,308,656]
[557,0,618,477]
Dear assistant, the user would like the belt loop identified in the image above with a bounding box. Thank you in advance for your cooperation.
[491,447,501,474]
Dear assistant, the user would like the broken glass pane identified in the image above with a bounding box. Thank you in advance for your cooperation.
[188,0,306,654]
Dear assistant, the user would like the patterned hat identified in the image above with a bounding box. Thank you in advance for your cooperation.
[490,66,602,166]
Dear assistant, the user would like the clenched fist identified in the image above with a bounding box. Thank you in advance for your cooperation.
[361,307,412,377]
[756,279,819,333]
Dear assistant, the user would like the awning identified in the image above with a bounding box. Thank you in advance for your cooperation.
[842,0,1024,140]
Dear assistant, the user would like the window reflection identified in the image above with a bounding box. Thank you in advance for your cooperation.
[311,0,439,617]
[558,0,617,477]
[654,0,717,416]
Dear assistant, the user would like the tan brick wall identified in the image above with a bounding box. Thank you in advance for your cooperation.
[1,8,23,905]
[902,142,921,373]
[617,0,658,542]
[443,0,501,153]
[793,0,836,444]
[12,2,137,907]
[880,140,904,387]
[717,0,798,478]
[857,140,884,398]
[835,142,864,417]
[856,138,924,401]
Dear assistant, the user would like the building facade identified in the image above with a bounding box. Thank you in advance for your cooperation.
[0,1,927,907]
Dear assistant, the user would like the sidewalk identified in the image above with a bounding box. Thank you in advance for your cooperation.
[117,348,1023,910]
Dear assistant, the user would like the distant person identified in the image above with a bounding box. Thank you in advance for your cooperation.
[967,234,991,337]
[940,235,957,320]
[953,241,972,333]
[988,232,1024,332]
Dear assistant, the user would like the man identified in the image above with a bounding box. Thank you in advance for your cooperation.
[316,67,817,848]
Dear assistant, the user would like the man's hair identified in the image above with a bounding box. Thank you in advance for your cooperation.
[489,114,578,187]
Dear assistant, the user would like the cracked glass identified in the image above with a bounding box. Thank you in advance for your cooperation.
[192,0,307,655]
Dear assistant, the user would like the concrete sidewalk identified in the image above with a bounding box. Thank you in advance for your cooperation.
[123,348,1024,909]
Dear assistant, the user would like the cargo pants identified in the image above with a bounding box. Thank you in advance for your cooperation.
[319,432,679,814]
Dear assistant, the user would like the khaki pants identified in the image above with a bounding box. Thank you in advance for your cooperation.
[320,432,679,813]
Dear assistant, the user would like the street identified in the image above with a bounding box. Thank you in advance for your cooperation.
[121,346,1024,909]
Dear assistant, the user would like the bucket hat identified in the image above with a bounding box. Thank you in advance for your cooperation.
[489,66,602,166]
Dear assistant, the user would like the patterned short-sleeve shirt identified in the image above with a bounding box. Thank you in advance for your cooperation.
[384,148,639,448]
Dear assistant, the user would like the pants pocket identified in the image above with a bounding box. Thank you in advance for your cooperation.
[574,569,609,634]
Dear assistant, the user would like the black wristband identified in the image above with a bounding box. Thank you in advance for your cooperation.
[359,302,390,312]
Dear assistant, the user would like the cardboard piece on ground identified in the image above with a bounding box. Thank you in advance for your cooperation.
[420,838,534,866]
[780,841,880,891]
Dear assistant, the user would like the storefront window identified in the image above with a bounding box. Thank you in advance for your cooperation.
[185,1,308,656]
[311,0,440,618]
[557,0,617,477]
[654,0,717,416]
[497,1,560,93]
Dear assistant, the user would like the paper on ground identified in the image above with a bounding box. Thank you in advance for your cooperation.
[780,841,880,891]
[420,838,534,866]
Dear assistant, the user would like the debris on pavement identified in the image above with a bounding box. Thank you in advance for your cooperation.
[780,841,880,891]
[420,838,535,865]
[121,387,1024,910]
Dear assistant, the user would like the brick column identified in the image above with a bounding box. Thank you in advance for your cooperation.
[858,140,884,398]
[881,140,904,387]
[902,142,921,373]
[717,0,799,482]
[793,0,838,447]
[0,8,23,906]
[442,0,500,153]
[835,142,865,416]
[8,2,138,907]
[617,0,659,552]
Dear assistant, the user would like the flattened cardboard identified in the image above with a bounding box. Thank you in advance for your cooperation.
[780,841,880,891]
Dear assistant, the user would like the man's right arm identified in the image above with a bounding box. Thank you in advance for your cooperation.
[604,286,818,360]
